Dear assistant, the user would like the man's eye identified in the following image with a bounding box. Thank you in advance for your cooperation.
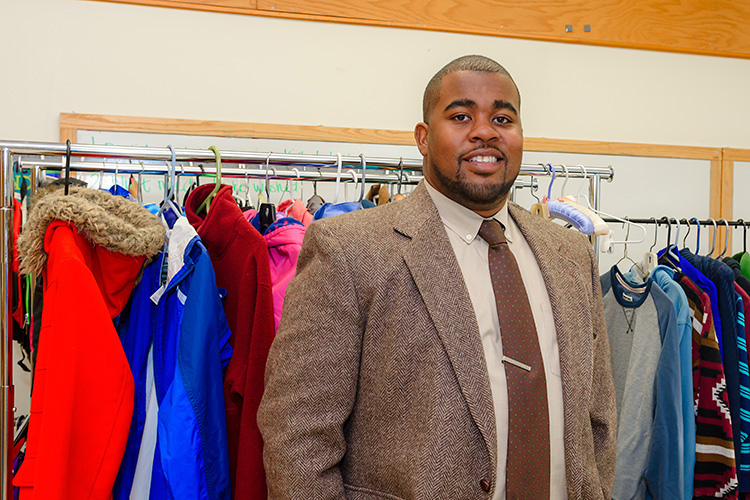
[494,116,511,124]
[452,114,470,122]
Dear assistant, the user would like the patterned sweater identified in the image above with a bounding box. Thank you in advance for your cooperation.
[678,273,738,499]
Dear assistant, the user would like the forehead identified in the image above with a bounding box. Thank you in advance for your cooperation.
[437,71,519,109]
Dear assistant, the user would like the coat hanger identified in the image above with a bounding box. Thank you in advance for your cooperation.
[544,164,595,234]
[259,152,277,234]
[64,140,72,195]
[706,218,717,256]
[681,218,691,248]
[739,219,747,254]
[718,218,730,258]
[137,161,145,204]
[640,216,660,277]
[615,218,642,272]
[196,145,222,214]
[333,153,343,204]
[359,154,367,203]
[689,217,700,254]
[344,169,358,202]
[156,145,180,219]
[397,158,404,197]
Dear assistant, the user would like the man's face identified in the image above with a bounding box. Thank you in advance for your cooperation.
[415,70,523,216]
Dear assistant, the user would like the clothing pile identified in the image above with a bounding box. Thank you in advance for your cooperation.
[602,242,750,499]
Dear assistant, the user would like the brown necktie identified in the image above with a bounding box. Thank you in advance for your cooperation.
[478,219,550,499]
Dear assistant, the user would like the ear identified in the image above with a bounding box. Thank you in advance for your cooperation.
[414,122,429,156]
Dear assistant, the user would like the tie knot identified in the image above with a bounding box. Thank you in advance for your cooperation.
[478,219,507,247]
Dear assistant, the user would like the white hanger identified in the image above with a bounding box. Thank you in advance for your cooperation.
[333,153,343,204]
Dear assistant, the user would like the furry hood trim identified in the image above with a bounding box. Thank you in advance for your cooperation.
[18,187,166,275]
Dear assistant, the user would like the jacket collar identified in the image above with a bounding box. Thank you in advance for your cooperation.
[185,184,245,257]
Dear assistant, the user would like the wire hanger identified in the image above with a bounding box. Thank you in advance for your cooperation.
[739,219,747,254]
[681,218,691,248]
[718,218,730,258]
[64,140,72,195]
[196,145,222,214]
[397,158,404,196]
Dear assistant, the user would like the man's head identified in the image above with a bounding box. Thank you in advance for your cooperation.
[415,55,523,216]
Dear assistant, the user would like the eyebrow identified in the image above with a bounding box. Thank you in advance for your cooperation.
[443,99,518,115]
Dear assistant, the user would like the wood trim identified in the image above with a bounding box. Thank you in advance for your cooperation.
[60,113,416,145]
[721,155,734,254]
[524,138,719,160]
[85,0,750,60]
[724,149,750,162]
[60,113,721,161]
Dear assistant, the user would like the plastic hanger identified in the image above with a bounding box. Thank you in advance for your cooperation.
[705,218,717,256]
[397,158,404,197]
[544,164,595,233]
[64,140,72,195]
[639,217,660,277]
[196,145,222,214]
[138,161,145,204]
[718,218,730,258]
[344,169,358,201]
[358,154,367,203]
[740,219,747,254]
[332,153,344,204]
[689,217,700,254]
[559,165,609,235]
[156,145,180,219]
[259,152,276,234]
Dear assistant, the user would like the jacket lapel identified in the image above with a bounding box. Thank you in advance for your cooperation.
[395,183,497,472]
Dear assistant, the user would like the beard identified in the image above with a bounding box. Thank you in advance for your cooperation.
[431,156,518,209]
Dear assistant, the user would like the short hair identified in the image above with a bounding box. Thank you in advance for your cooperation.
[422,55,519,123]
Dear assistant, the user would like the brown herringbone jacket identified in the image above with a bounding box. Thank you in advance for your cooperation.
[258,182,617,500]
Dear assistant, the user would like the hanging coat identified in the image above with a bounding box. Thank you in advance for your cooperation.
[185,184,275,500]
[263,217,306,332]
[13,187,165,500]
[114,216,233,500]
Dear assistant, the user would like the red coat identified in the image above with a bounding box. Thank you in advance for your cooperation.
[13,221,142,499]
[186,184,275,500]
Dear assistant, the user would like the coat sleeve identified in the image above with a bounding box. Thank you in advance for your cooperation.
[258,221,363,500]
[586,242,618,498]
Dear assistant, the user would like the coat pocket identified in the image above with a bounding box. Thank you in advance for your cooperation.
[344,483,406,500]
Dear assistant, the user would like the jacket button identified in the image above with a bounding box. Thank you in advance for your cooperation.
[479,479,491,492]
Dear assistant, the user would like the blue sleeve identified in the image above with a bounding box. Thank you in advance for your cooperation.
[645,286,685,499]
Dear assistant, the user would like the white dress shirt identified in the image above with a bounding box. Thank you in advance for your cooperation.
[425,182,567,500]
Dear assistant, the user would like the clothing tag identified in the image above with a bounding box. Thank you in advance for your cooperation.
[622,294,635,302]
[150,284,167,305]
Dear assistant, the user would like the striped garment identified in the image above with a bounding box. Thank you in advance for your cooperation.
[678,274,738,499]
[735,287,750,482]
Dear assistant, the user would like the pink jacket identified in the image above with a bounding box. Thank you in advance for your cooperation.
[264,218,306,332]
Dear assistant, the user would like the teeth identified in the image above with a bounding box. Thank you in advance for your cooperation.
[468,156,498,163]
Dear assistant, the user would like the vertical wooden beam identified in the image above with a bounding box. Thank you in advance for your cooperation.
[721,154,734,256]
[709,155,723,256]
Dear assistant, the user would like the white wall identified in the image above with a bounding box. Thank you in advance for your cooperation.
[2,0,750,149]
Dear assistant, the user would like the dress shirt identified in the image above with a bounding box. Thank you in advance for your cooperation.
[425,181,567,500]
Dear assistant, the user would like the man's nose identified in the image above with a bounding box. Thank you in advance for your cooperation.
[470,119,499,142]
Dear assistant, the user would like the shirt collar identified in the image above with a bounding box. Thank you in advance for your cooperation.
[424,180,513,245]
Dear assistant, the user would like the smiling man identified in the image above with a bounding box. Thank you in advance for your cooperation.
[259,55,617,500]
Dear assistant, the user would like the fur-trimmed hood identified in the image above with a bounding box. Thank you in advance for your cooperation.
[18,187,166,276]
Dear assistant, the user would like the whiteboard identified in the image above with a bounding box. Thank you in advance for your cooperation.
[76,129,712,274]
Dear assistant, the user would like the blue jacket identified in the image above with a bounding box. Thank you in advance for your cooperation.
[115,216,232,500]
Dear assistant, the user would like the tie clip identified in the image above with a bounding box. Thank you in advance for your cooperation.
[502,356,531,372]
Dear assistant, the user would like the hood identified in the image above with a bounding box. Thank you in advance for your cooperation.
[184,183,235,229]
[264,218,306,249]
[18,187,166,276]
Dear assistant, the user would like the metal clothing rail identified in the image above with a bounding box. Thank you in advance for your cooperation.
[0,140,615,499]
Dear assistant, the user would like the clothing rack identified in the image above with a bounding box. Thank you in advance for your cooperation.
[0,140,615,499]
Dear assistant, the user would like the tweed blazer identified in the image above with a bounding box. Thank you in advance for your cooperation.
[258,182,617,500]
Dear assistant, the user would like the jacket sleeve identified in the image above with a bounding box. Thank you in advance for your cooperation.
[258,221,363,500]
[586,243,618,498]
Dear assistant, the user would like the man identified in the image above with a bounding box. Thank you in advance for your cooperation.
[258,55,617,500]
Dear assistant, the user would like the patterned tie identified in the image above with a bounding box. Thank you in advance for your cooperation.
[478,219,550,499]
